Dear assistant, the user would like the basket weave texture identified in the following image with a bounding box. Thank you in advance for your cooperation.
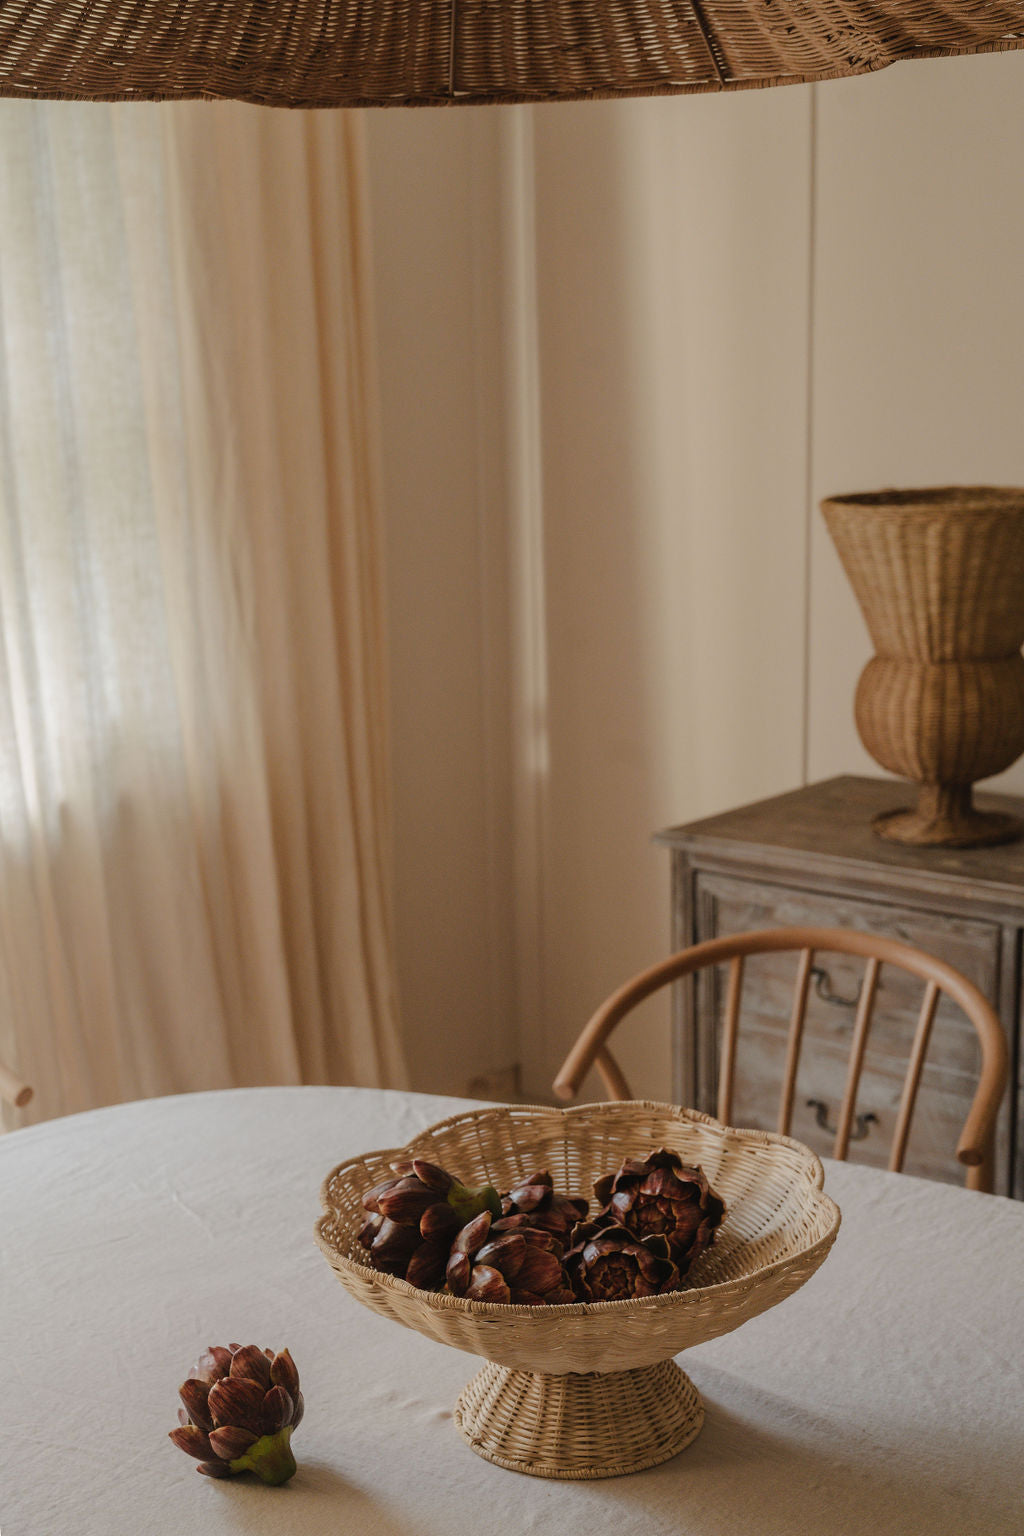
[316,1100,840,1377]
[2,1,1023,107]
[453,1356,704,1478]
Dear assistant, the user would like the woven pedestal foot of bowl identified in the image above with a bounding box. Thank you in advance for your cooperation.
[453,1358,703,1479]
[872,805,1024,848]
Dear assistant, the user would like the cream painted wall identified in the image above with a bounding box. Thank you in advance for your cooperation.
[365,49,1024,1103]
[524,93,811,1101]
[365,108,517,1095]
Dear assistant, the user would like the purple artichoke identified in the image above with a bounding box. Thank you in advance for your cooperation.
[358,1158,501,1287]
[444,1209,576,1305]
[169,1344,303,1484]
[565,1222,682,1302]
[592,1148,725,1278]
[493,1168,589,1241]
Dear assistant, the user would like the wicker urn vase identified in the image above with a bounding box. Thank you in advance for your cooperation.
[822,487,1024,847]
[316,1101,840,1480]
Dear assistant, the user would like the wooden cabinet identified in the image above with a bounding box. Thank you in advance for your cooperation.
[656,776,1024,1198]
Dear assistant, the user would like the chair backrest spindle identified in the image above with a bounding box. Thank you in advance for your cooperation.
[831,956,880,1160]
[889,980,941,1173]
[596,1044,631,1102]
[777,947,814,1136]
[716,956,744,1125]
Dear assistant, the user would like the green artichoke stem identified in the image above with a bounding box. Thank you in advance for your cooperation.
[448,1181,502,1224]
[230,1426,297,1486]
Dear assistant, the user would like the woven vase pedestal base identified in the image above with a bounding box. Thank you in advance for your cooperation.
[872,785,1024,849]
[453,1358,703,1479]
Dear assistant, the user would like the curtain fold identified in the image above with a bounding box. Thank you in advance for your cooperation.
[0,98,407,1125]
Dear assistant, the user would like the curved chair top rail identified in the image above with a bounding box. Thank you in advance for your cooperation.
[552,926,1008,1178]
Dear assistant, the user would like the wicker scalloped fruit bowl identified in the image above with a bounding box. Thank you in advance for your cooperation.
[316,1101,841,1480]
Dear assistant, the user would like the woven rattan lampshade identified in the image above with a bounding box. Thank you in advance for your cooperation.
[1,2,1022,108]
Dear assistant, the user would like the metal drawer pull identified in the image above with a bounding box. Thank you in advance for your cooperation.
[806,1098,878,1140]
[810,965,861,1009]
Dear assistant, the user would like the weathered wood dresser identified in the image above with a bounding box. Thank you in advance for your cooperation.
[656,776,1024,1198]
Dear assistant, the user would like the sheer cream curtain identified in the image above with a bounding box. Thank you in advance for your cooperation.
[0,99,407,1126]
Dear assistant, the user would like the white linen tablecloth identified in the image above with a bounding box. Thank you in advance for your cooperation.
[1,1086,1021,1534]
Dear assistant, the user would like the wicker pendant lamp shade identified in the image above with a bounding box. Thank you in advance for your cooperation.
[1,2,1022,107]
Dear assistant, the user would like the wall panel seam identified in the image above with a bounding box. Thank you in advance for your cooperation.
[801,83,819,788]
[499,107,550,1092]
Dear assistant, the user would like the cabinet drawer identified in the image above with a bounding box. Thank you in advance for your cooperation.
[688,873,1009,1190]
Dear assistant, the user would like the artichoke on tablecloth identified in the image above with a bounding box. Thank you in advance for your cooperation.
[169,1343,303,1484]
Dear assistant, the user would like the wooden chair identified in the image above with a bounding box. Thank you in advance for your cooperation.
[0,1059,33,1110]
[553,926,1009,1192]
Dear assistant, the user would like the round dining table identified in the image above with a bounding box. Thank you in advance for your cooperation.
[1,1085,1020,1534]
